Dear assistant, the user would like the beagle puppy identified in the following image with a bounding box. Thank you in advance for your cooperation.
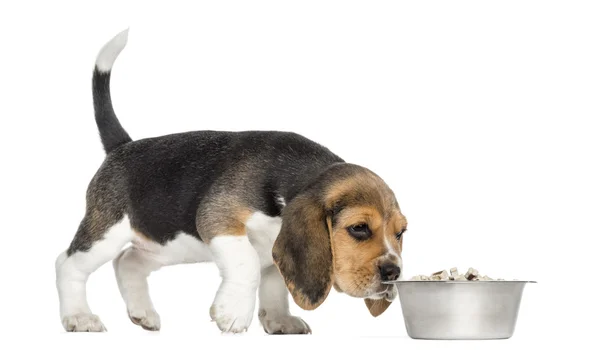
[55,29,407,334]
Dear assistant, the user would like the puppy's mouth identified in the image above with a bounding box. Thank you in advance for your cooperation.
[382,284,397,301]
[336,266,401,300]
[366,282,397,301]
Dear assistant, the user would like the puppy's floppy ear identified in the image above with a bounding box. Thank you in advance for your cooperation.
[272,191,333,311]
[364,298,392,317]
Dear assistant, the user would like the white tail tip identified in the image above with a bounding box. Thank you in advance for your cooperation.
[95,28,129,72]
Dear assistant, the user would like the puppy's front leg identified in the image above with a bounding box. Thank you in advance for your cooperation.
[209,235,260,333]
[258,265,311,334]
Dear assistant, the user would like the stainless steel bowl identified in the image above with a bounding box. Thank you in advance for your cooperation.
[384,280,536,340]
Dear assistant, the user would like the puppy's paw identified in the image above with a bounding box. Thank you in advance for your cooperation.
[210,295,255,333]
[129,308,161,331]
[259,311,311,335]
[62,313,106,332]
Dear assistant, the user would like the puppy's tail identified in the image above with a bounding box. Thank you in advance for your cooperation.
[92,29,132,154]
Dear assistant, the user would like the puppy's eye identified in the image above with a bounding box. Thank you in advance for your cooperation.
[347,223,372,240]
[396,229,406,240]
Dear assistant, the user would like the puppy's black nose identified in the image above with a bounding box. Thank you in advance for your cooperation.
[379,263,401,281]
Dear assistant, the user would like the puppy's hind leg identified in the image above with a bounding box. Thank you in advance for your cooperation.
[113,247,163,331]
[113,234,215,332]
[55,213,134,332]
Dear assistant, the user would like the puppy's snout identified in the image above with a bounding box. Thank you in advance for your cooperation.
[379,263,401,281]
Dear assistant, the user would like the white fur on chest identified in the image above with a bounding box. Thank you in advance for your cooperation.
[245,212,282,269]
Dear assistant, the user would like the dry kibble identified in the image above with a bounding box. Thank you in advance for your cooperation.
[410,275,430,281]
[449,267,459,280]
[409,267,503,281]
[466,267,479,281]
[431,270,450,280]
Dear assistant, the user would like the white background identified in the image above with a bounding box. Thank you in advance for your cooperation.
[1,0,598,349]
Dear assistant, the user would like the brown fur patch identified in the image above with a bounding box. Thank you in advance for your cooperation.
[209,207,253,237]
[272,191,334,311]
[383,210,407,257]
[364,298,393,317]
[325,176,362,204]
[281,280,323,311]
[196,193,253,242]
[220,207,253,236]
[330,206,387,297]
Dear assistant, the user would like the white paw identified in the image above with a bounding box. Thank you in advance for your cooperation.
[259,310,311,335]
[62,313,106,332]
[210,295,256,333]
[129,309,161,331]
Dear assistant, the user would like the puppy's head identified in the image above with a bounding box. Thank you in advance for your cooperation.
[272,163,407,317]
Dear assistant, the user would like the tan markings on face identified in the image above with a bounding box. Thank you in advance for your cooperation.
[325,176,362,204]
[396,212,407,252]
[386,211,407,256]
[325,168,407,299]
[331,206,385,297]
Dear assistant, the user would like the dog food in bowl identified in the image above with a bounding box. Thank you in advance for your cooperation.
[387,267,535,340]
[409,267,505,281]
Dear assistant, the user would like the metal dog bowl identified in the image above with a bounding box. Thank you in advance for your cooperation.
[384,280,536,340]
